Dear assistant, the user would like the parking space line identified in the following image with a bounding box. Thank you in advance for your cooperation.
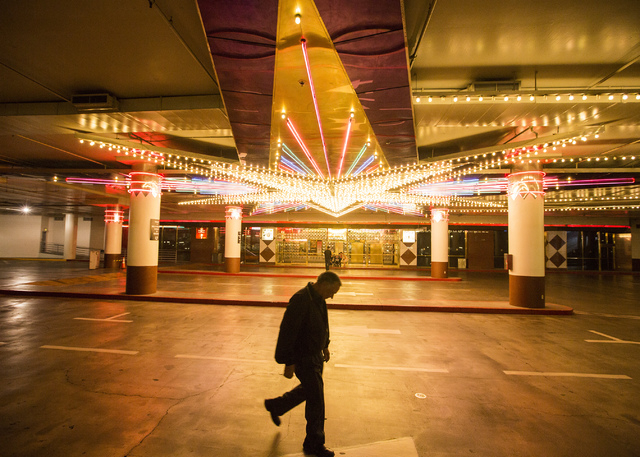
[175,354,271,363]
[335,364,449,373]
[585,330,640,345]
[74,312,132,323]
[504,371,631,379]
[41,345,138,355]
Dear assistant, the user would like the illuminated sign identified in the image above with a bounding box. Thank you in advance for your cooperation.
[262,228,274,241]
[403,230,416,243]
[196,227,208,240]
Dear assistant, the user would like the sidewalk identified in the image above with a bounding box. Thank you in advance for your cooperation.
[0,260,573,315]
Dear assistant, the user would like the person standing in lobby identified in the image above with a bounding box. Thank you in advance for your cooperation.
[264,271,342,457]
[324,247,332,270]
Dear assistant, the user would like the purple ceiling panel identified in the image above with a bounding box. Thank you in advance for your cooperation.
[314,0,417,165]
[197,0,279,166]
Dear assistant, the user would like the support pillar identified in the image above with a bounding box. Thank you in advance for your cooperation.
[104,206,124,268]
[126,166,161,295]
[63,213,77,260]
[430,208,449,278]
[225,206,242,273]
[508,164,545,308]
[631,218,640,271]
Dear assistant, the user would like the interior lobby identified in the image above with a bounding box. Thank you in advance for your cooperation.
[1,1,639,456]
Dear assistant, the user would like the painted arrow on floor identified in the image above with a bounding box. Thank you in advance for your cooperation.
[332,326,401,336]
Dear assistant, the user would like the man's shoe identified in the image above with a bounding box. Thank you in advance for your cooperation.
[303,445,335,457]
[264,399,280,426]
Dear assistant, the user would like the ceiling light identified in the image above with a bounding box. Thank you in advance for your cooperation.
[295,13,301,24]
[415,96,420,103]
[21,206,31,214]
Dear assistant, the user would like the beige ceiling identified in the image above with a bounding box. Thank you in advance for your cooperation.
[0,0,639,219]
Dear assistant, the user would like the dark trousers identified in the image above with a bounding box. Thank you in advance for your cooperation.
[270,357,325,449]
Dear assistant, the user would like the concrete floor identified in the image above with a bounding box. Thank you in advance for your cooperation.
[0,260,639,456]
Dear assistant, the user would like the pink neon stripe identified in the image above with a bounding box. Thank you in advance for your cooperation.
[301,38,331,177]
[337,118,352,178]
[286,118,324,177]
[278,163,298,175]
[364,164,379,174]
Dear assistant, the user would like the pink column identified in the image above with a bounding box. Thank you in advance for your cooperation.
[104,206,124,268]
[430,208,449,278]
[507,164,545,308]
[126,165,161,294]
[225,206,243,273]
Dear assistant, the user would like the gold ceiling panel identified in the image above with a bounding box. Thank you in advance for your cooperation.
[269,0,388,179]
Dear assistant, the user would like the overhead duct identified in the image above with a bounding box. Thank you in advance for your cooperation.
[72,93,119,112]
[469,80,521,92]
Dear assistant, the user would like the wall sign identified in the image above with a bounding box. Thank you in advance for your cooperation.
[150,219,160,241]
[403,230,416,243]
[262,228,274,241]
[196,227,208,240]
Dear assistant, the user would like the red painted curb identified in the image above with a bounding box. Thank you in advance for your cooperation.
[158,270,462,282]
[0,289,572,315]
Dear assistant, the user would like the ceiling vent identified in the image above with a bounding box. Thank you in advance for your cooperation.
[469,80,521,92]
[71,93,119,112]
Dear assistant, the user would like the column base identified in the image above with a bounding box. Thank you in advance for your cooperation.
[431,261,448,278]
[104,253,122,269]
[225,257,240,274]
[126,265,157,295]
[509,274,545,308]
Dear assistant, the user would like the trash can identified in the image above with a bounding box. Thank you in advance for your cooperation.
[89,249,101,270]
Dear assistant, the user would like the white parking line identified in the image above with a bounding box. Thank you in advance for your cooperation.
[41,345,138,355]
[574,311,640,320]
[335,364,448,373]
[585,330,640,345]
[504,371,631,380]
[74,312,132,323]
[175,354,271,363]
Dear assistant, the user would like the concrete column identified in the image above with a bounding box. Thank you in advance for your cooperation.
[104,206,124,268]
[507,163,545,308]
[126,165,161,295]
[225,206,242,273]
[430,207,449,278]
[63,213,77,260]
[631,218,640,271]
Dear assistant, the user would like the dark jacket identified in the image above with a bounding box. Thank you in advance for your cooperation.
[275,282,330,366]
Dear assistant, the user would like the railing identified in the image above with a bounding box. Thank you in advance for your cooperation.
[40,243,95,260]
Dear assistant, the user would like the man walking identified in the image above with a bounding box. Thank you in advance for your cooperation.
[265,271,341,457]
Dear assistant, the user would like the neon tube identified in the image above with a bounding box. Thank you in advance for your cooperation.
[278,163,299,175]
[345,144,368,177]
[337,117,352,178]
[301,38,331,177]
[352,155,375,176]
[286,118,324,177]
[280,156,307,175]
[282,143,315,175]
